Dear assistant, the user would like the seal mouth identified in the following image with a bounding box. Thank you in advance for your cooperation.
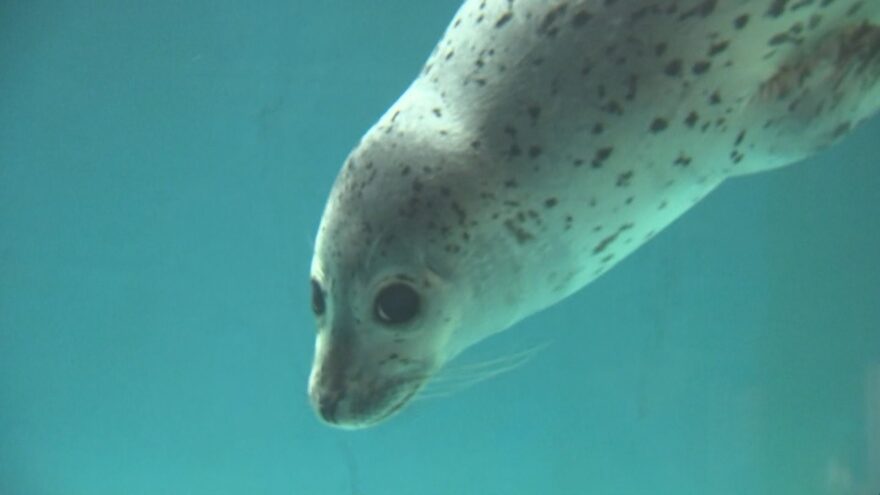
[366,386,421,425]
[311,376,426,429]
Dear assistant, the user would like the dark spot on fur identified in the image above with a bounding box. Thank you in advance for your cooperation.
[692,60,711,74]
[832,121,851,139]
[451,201,466,225]
[650,118,669,132]
[572,10,592,27]
[593,223,634,254]
[674,153,692,166]
[603,100,623,115]
[527,105,541,124]
[730,150,745,163]
[538,3,568,37]
[504,219,534,244]
[791,0,816,11]
[846,2,864,16]
[655,42,668,56]
[766,0,790,18]
[592,147,614,168]
[708,40,730,56]
[664,59,683,77]
[678,0,717,21]
[625,74,638,101]
[495,12,513,28]
[768,32,793,46]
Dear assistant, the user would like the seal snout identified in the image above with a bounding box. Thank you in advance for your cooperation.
[308,357,424,429]
[308,316,435,427]
[308,363,349,425]
[312,387,343,424]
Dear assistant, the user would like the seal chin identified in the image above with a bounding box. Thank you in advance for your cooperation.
[310,378,423,429]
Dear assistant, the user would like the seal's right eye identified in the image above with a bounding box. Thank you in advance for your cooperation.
[374,282,420,325]
[311,278,325,316]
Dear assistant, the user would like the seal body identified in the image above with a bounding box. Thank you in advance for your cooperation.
[308,0,880,428]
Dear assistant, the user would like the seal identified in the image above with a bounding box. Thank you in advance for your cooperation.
[307,0,880,428]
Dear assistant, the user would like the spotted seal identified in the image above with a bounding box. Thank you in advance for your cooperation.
[307,0,880,428]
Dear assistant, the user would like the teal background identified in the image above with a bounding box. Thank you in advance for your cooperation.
[1,1,878,494]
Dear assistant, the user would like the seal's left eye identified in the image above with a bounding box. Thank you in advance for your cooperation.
[311,279,325,316]
[374,283,420,325]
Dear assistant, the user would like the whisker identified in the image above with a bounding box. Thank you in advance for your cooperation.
[426,359,533,383]
[438,342,551,376]
[414,341,552,401]
[414,368,522,401]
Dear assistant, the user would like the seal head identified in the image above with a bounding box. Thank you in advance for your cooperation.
[307,111,521,428]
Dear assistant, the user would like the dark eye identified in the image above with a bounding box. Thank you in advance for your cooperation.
[311,279,325,316]
[374,283,420,325]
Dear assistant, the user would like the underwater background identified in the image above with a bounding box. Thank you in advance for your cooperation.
[1,1,878,494]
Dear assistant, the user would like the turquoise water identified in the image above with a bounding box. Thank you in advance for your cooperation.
[1,1,878,494]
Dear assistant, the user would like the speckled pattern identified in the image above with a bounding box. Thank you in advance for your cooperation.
[308,0,880,428]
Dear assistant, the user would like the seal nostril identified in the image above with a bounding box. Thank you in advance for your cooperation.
[310,278,326,317]
[315,391,341,423]
[319,399,338,423]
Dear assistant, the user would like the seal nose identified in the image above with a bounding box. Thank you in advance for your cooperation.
[315,390,341,424]
[309,379,346,424]
[310,331,357,424]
